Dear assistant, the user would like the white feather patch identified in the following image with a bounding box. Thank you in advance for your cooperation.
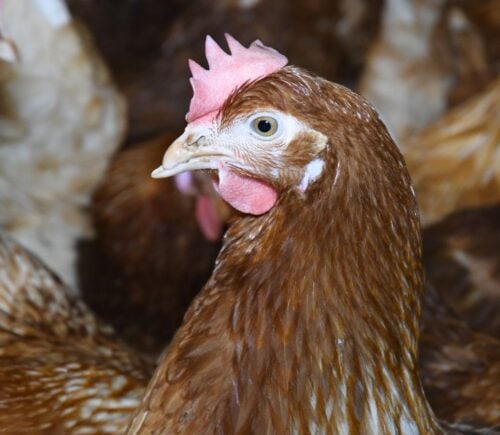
[299,159,325,192]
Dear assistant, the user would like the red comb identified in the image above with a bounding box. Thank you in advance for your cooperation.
[186,34,288,123]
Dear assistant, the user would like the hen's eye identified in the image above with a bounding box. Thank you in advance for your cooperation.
[252,116,278,137]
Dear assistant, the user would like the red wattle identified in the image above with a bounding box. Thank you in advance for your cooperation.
[213,165,278,215]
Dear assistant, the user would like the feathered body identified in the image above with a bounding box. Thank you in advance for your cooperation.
[423,205,500,339]
[420,283,500,430]
[0,234,151,433]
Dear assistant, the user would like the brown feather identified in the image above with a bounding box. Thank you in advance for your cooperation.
[420,283,500,429]
[403,78,500,226]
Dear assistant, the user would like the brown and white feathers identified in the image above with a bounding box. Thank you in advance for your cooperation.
[0,233,151,433]
[404,78,500,226]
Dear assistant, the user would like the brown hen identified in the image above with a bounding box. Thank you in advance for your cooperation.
[85,134,221,356]
[423,205,500,339]
[128,36,467,433]
[0,0,125,289]
[0,233,151,433]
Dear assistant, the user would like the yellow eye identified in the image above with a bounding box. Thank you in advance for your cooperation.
[251,116,278,137]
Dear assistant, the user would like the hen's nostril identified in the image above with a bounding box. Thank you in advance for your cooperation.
[189,135,206,149]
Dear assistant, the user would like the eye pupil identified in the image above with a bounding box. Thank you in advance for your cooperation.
[251,116,278,137]
[257,119,272,133]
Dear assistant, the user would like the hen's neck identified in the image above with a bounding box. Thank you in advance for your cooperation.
[213,146,440,433]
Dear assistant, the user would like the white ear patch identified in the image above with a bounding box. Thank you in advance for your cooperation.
[298,158,325,192]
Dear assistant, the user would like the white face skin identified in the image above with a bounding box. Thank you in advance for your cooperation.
[152,110,327,190]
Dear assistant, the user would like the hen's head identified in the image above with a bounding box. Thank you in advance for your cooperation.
[153,35,412,225]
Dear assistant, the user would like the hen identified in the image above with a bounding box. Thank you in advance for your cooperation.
[0,0,125,289]
[0,233,151,433]
[423,205,500,339]
[359,0,499,143]
[85,134,222,356]
[127,35,498,433]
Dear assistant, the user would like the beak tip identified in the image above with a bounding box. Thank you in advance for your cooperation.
[151,166,168,179]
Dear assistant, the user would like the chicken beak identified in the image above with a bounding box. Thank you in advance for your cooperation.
[151,130,225,179]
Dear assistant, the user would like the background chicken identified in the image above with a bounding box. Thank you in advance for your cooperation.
[358,0,500,339]
[0,0,125,290]
[84,134,221,356]
[0,233,151,433]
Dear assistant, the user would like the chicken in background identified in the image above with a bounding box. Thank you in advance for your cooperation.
[359,0,500,340]
[423,205,500,339]
[359,0,499,143]
[128,35,500,433]
[0,0,125,290]
[404,78,500,226]
[400,77,500,338]
[0,233,151,433]
[84,134,223,356]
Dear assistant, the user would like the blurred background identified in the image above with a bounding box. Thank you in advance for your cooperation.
[0,0,498,357]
